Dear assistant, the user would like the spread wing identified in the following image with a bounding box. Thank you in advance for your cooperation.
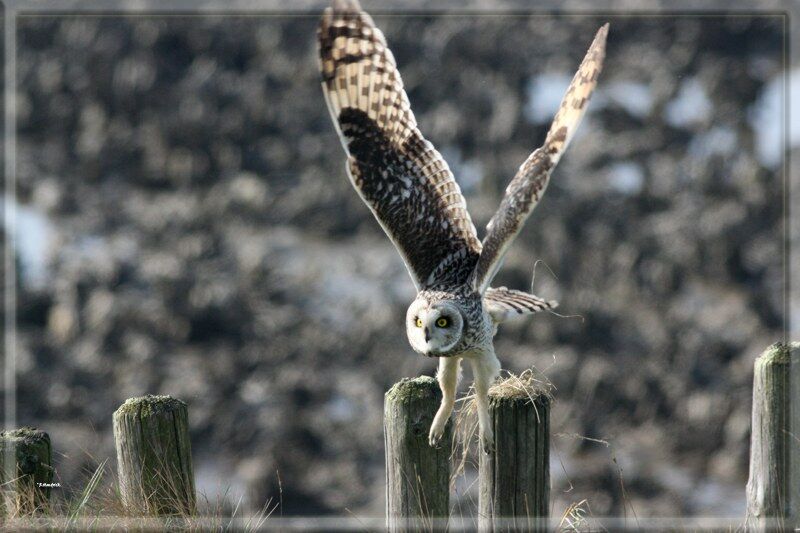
[484,286,557,324]
[471,24,608,294]
[318,0,481,291]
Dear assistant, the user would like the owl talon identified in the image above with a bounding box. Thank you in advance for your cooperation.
[428,424,445,448]
[481,431,495,455]
[428,423,444,448]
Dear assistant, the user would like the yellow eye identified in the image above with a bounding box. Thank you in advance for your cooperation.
[436,317,449,328]
[415,318,423,328]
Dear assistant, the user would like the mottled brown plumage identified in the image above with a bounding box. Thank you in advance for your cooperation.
[318,0,482,291]
[318,0,607,452]
[471,23,608,293]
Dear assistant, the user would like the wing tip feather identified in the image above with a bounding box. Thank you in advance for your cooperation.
[596,22,610,43]
[589,23,609,68]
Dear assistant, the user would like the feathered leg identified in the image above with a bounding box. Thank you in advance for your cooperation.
[429,356,461,447]
[470,349,501,454]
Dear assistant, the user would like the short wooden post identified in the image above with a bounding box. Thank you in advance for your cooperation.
[113,395,196,515]
[384,376,451,531]
[0,428,53,514]
[479,376,550,532]
[746,342,799,530]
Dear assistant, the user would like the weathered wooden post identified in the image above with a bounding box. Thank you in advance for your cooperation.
[113,395,196,516]
[384,376,451,531]
[0,428,53,514]
[746,342,799,530]
[479,375,550,532]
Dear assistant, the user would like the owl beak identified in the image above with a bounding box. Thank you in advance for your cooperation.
[424,327,431,343]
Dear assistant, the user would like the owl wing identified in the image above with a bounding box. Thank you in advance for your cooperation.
[318,0,482,291]
[484,286,557,324]
[470,24,608,294]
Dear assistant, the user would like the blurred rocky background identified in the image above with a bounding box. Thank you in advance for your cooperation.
[7,4,792,520]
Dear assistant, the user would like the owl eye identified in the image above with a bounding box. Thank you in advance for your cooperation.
[415,318,423,328]
[436,317,449,328]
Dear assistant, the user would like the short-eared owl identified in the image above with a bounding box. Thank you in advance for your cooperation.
[318,0,607,452]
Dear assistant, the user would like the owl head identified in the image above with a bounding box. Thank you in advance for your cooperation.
[406,297,465,357]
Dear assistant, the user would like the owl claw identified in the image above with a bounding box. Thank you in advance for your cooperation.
[428,423,445,448]
[481,431,495,455]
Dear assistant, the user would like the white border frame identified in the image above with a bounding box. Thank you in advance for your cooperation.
[3,1,797,529]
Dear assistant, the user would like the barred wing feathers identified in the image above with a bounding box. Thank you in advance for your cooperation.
[471,24,608,294]
[484,286,557,324]
[318,0,482,290]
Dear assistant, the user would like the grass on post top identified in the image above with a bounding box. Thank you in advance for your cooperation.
[488,368,554,403]
[451,367,554,481]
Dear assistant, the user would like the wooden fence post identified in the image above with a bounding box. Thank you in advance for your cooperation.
[0,428,53,514]
[479,377,550,532]
[746,342,799,530]
[113,395,196,515]
[384,376,451,531]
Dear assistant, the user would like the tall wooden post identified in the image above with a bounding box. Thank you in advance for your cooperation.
[384,376,451,531]
[479,379,550,532]
[746,342,799,530]
[0,428,52,514]
[113,395,196,516]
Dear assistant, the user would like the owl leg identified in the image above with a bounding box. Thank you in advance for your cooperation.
[429,356,462,448]
[470,350,501,454]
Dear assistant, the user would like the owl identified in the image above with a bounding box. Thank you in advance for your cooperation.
[318,0,607,452]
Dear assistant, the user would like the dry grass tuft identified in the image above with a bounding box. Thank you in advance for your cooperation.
[2,455,276,530]
[558,499,589,531]
[488,367,554,402]
[450,366,555,485]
